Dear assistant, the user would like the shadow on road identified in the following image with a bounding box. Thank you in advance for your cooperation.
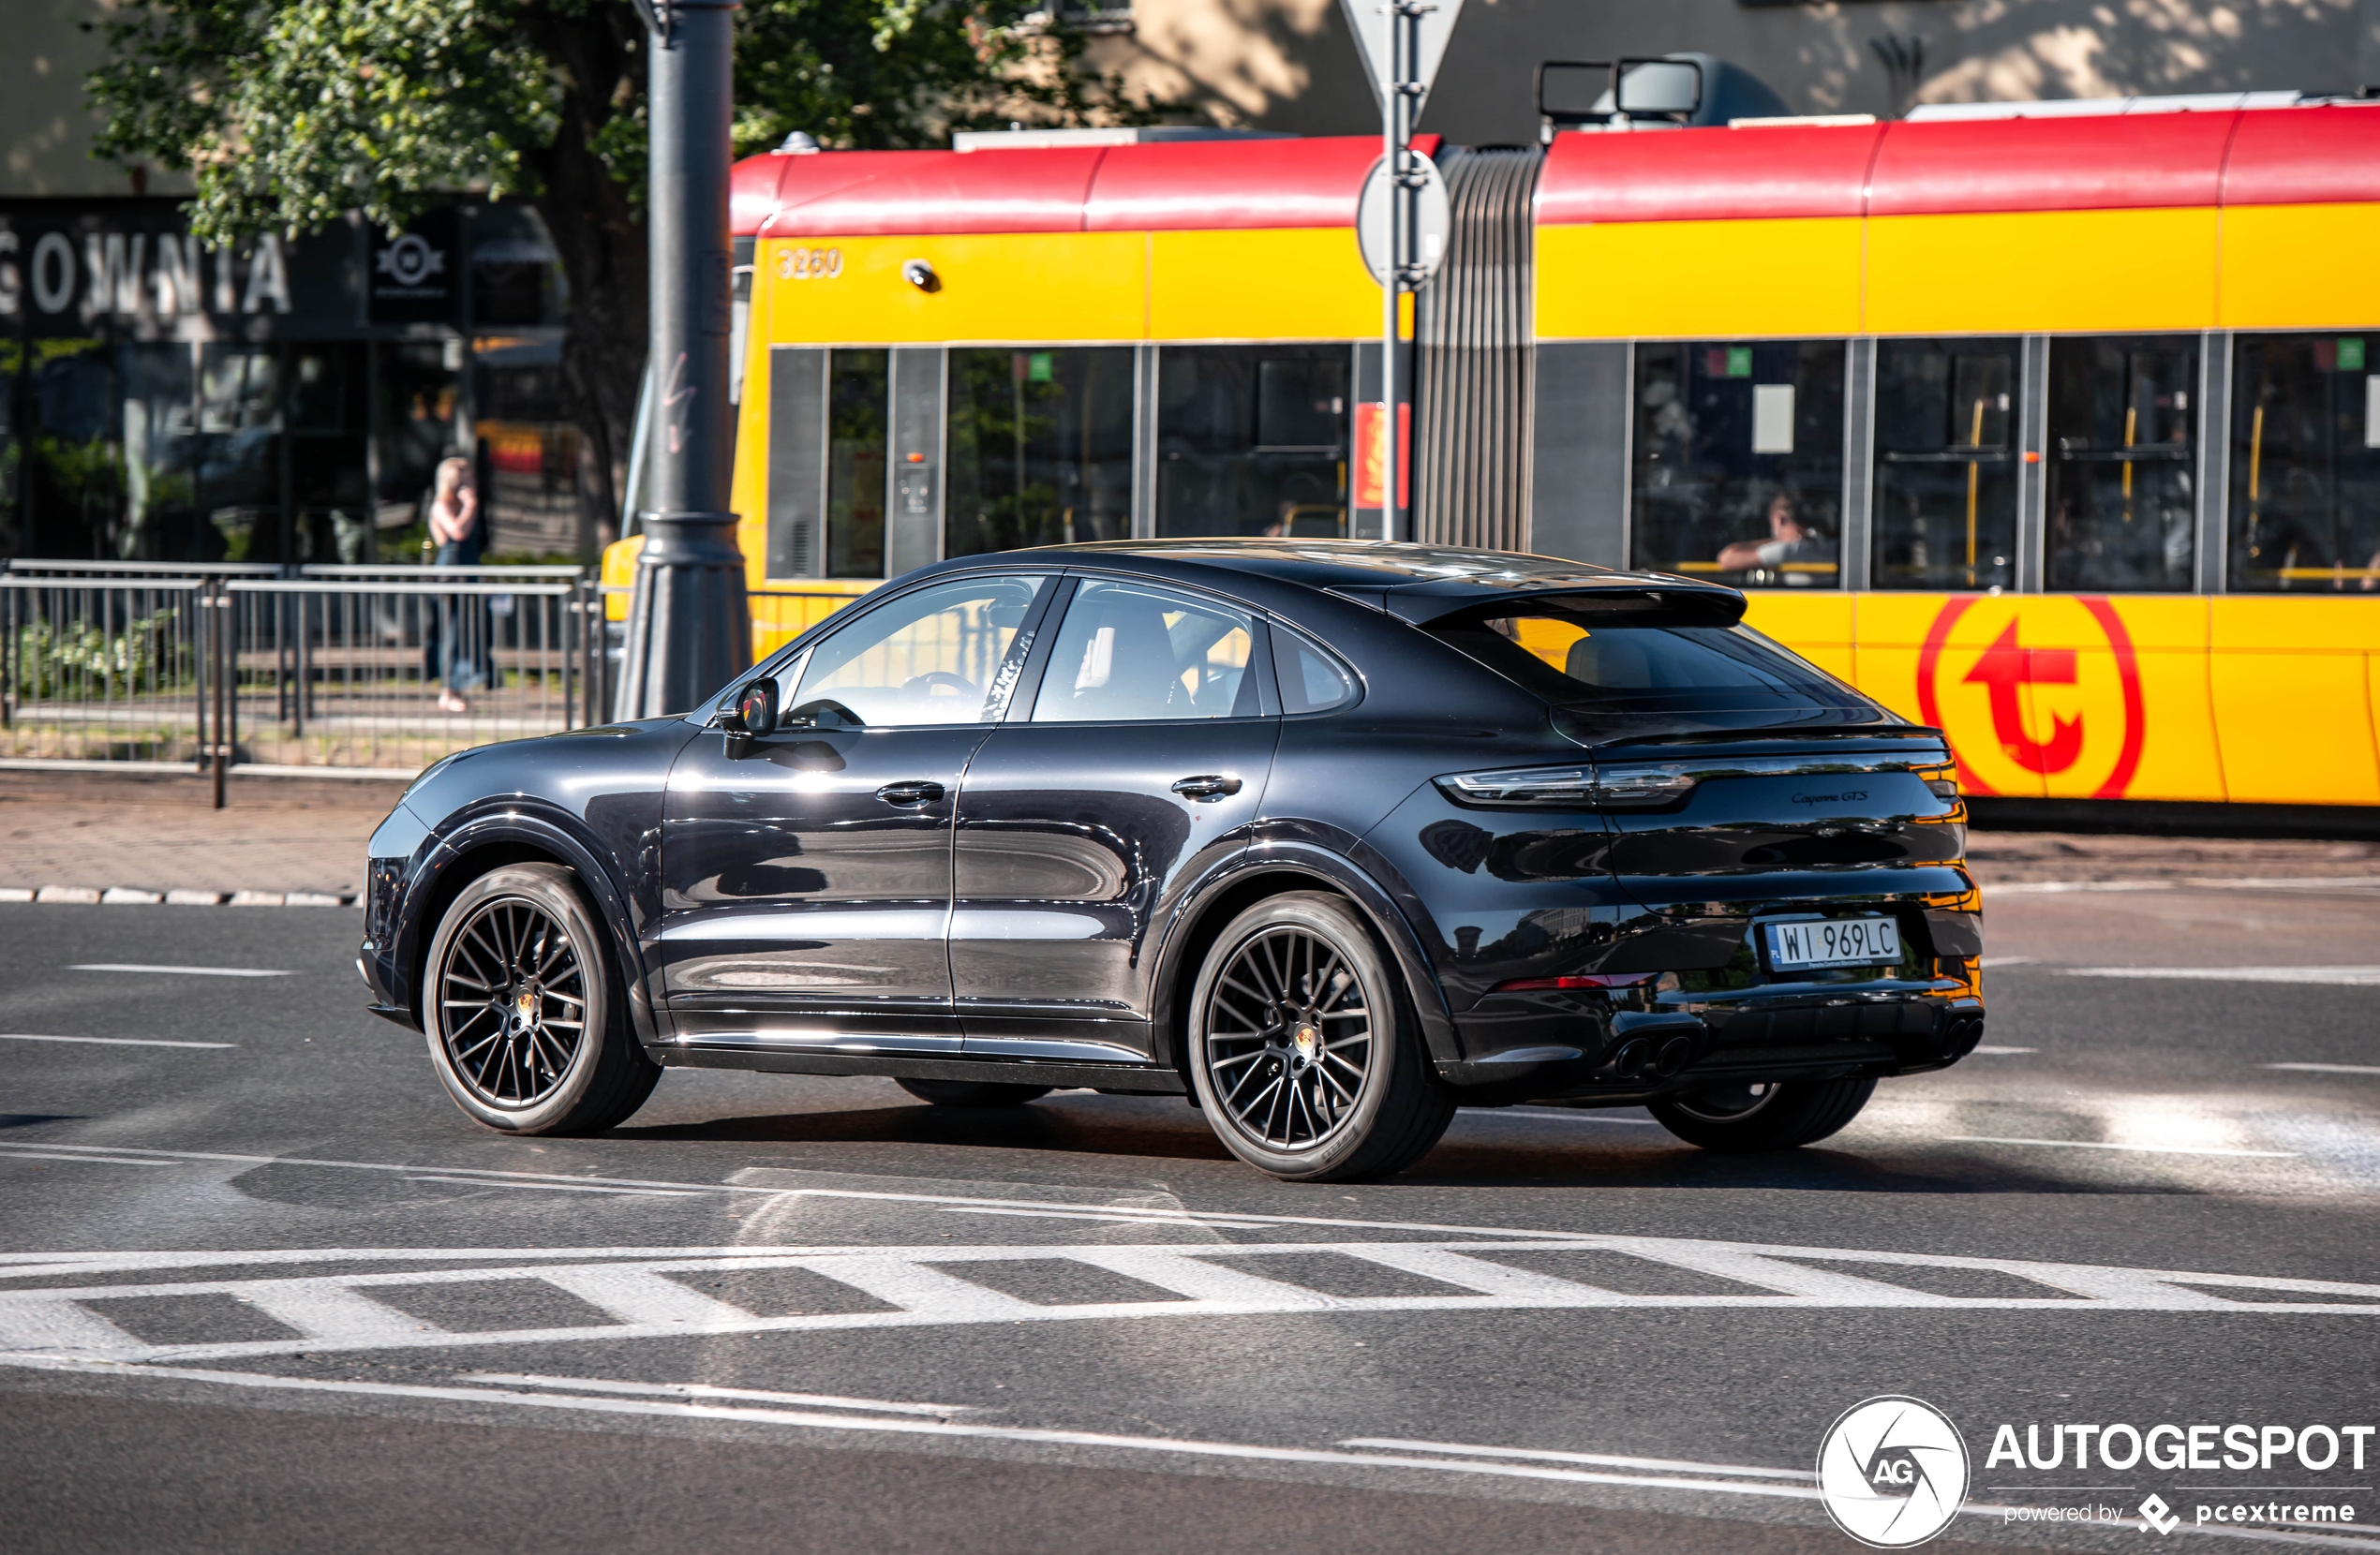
[610,1096,2162,1196]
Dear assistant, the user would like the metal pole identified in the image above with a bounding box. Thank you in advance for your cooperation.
[617,0,751,719]
[1379,4,1399,544]
[211,583,228,810]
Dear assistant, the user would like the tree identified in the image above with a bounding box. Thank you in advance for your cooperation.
[88,0,1159,552]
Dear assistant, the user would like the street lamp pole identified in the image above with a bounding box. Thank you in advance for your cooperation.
[616,0,750,719]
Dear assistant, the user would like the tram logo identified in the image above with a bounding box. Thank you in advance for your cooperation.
[1915,597,2145,798]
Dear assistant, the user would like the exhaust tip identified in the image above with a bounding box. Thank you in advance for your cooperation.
[1653,1034,1694,1077]
[1609,1038,1652,1078]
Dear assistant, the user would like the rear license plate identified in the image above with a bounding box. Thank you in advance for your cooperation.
[1764,917,1901,970]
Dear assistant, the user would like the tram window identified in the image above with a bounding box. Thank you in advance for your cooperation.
[826,348,889,577]
[1629,340,1845,588]
[1872,338,2019,591]
[945,347,1135,557]
[2045,335,2196,592]
[1157,345,1349,539]
[2228,333,2380,592]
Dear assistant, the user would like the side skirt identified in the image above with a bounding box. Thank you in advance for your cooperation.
[658,1046,1186,1096]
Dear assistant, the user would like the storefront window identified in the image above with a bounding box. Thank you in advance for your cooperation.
[289,344,370,564]
[1629,340,1844,588]
[1872,338,2017,591]
[2229,333,2380,591]
[2045,334,2196,592]
[826,348,888,577]
[24,338,126,560]
[375,342,462,555]
[197,345,284,563]
[1156,345,1347,538]
[945,347,1134,557]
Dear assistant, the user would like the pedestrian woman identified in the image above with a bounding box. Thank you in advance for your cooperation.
[424,455,486,714]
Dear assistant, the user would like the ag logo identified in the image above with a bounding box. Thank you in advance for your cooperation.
[1915,596,2144,799]
[1817,1396,1971,1548]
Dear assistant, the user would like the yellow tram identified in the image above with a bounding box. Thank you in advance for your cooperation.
[611,102,2380,813]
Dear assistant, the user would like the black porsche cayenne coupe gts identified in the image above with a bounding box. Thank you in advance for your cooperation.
[362,541,1986,1181]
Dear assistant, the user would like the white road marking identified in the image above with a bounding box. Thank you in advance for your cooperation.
[939,1206,1274,1230]
[1339,1437,1811,1480]
[1,1233,2376,1364]
[1498,1108,1661,1127]
[0,1033,236,1049]
[403,1176,701,1198]
[1949,1135,2299,1159]
[1991,876,2380,896]
[7,1360,2376,1549]
[2268,1063,2380,1076]
[1978,955,2035,967]
[2062,966,2380,986]
[457,1371,974,1416]
[0,1151,185,1167]
[68,964,290,978]
[1971,1045,2037,1055]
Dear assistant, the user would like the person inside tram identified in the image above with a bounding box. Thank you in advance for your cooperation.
[1716,493,1828,581]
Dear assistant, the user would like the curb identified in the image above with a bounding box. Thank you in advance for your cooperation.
[2,886,357,908]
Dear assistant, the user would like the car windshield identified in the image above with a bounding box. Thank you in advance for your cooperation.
[1430,608,1897,739]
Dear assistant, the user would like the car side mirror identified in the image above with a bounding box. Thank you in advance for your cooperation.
[721,679,778,756]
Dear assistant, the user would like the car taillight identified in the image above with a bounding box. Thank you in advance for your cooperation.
[1914,761,1961,801]
[1436,762,1695,809]
[1491,972,1659,994]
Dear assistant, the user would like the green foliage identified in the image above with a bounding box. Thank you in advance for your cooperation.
[91,0,562,244]
[90,0,1162,239]
[13,609,191,700]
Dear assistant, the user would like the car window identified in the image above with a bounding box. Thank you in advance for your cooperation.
[1433,608,1885,731]
[1275,627,1355,715]
[789,574,1049,727]
[1032,579,1259,723]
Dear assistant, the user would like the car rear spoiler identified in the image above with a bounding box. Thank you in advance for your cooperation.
[1342,575,1748,629]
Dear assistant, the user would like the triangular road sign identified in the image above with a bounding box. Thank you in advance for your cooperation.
[1337,0,1468,118]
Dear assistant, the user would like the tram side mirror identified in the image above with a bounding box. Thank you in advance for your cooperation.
[1535,60,1611,140]
[721,679,778,756]
[1614,57,1702,121]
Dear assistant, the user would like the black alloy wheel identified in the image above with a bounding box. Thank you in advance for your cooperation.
[423,864,660,1134]
[438,896,588,1109]
[1205,925,1374,1151]
[1187,892,1453,1182]
[1649,1075,1877,1152]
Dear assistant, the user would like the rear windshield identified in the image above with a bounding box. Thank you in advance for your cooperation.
[1431,609,1897,737]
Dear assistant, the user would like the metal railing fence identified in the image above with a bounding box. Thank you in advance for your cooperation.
[2,567,611,803]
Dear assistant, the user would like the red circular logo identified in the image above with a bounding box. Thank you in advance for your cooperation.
[1915,597,2144,800]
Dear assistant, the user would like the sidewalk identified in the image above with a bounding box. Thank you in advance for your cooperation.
[0,768,403,899]
[1,766,2374,900]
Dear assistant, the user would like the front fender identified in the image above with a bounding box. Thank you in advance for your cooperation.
[1149,828,1462,1073]
[391,802,670,1050]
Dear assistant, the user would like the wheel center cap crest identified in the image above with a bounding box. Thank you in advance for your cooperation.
[1293,1023,1318,1059]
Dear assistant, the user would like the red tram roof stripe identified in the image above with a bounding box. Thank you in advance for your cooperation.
[733,108,2380,238]
[1535,123,1882,225]
[736,134,1436,237]
[2220,104,2380,206]
[1084,136,1419,230]
[1864,112,2235,215]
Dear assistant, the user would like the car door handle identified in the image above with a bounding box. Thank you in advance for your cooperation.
[875,780,945,807]
[1170,774,1242,801]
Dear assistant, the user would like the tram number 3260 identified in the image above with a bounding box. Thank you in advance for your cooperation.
[777,247,843,281]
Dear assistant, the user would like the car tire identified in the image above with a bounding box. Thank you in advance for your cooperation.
[896,1078,1053,1108]
[422,863,660,1135]
[1648,1076,1875,1151]
[1186,892,1454,1183]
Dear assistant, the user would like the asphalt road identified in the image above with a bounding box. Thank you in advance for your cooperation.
[3,884,2378,1555]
